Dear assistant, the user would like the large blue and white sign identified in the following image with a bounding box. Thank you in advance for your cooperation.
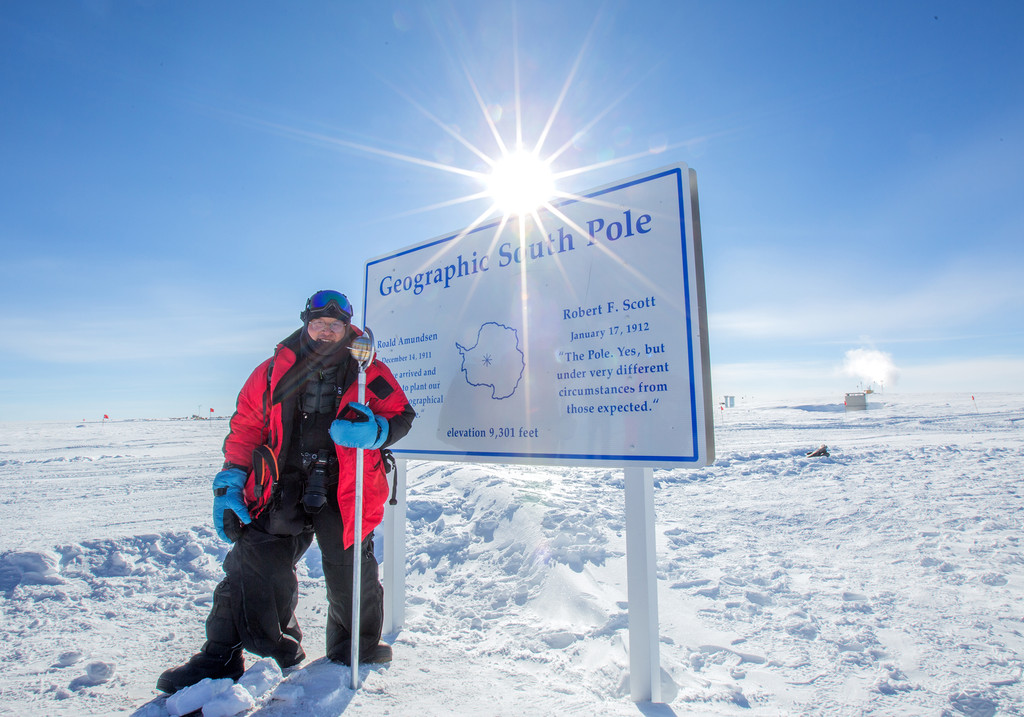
[363,163,714,468]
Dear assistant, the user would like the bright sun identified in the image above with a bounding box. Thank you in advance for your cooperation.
[486,150,556,218]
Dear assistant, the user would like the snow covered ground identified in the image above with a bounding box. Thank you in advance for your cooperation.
[1,393,1022,716]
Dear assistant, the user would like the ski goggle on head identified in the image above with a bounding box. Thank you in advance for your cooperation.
[300,290,354,323]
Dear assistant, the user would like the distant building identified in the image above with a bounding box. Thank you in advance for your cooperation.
[844,392,867,411]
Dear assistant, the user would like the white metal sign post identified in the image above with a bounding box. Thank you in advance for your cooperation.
[625,466,660,701]
[379,459,406,634]
[368,164,713,702]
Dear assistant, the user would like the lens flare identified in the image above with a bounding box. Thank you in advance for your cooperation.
[486,150,556,217]
[216,8,688,237]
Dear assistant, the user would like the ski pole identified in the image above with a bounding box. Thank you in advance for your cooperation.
[348,327,375,690]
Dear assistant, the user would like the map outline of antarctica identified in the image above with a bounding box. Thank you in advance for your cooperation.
[455,322,526,400]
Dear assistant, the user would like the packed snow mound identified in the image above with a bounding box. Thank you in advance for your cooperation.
[1,394,1023,715]
[0,550,64,591]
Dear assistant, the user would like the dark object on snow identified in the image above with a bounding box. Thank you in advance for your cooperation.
[806,445,830,457]
[156,642,244,693]
[329,642,393,665]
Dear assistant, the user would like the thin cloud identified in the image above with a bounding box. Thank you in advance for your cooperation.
[897,356,1024,393]
[711,260,1024,343]
[0,314,291,364]
[713,355,1024,395]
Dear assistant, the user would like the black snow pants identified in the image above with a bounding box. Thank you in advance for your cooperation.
[203,480,384,667]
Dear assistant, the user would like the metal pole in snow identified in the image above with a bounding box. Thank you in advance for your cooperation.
[348,327,375,690]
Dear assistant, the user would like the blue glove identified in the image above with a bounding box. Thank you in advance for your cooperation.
[329,402,389,450]
[212,467,252,542]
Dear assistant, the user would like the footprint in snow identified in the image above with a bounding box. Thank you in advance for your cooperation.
[948,689,998,717]
[745,590,772,606]
[53,651,83,668]
[68,661,116,690]
[842,591,874,614]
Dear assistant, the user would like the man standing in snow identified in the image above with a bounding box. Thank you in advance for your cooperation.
[157,290,415,693]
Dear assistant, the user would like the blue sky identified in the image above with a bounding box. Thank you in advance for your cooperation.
[2,1,1022,420]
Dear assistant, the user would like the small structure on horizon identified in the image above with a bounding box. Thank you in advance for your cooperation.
[844,392,867,411]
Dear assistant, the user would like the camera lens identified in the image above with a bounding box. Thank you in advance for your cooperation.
[303,457,329,514]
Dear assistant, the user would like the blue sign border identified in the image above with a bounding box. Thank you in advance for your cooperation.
[364,165,705,467]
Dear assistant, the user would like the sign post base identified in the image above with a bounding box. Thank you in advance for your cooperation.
[381,458,407,634]
[625,466,661,702]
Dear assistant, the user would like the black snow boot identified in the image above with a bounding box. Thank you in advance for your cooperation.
[156,642,244,694]
[328,642,393,666]
[364,643,393,663]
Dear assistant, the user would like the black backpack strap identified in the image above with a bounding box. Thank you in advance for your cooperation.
[262,355,276,441]
[381,448,399,505]
[252,444,279,509]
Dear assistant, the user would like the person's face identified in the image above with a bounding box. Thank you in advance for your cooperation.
[307,317,349,343]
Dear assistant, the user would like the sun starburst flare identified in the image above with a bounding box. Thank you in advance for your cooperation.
[209,6,687,238]
[485,150,556,218]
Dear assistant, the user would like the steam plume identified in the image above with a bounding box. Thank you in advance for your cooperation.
[842,348,899,389]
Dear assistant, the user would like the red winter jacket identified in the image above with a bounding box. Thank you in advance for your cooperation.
[222,327,414,548]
